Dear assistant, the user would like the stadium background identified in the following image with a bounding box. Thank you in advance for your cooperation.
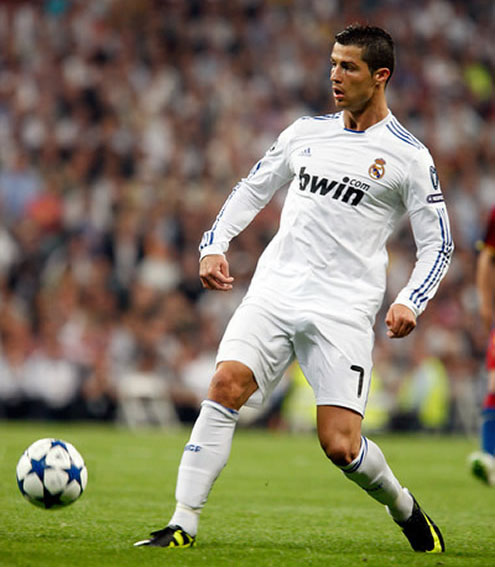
[0,0,492,433]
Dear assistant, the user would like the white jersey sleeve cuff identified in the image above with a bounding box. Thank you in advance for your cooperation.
[391,297,421,318]
[199,243,228,260]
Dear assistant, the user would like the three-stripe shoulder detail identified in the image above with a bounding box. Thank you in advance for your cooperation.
[301,113,340,121]
[386,118,424,150]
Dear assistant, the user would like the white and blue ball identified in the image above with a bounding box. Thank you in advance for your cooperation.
[16,438,88,509]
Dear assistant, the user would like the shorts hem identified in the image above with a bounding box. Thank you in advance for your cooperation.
[315,400,365,418]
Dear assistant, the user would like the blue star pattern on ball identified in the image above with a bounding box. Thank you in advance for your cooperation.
[51,440,68,450]
[65,462,83,484]
[29,457,49,481]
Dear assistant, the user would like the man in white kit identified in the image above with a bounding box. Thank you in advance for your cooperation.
[135,24,452,553]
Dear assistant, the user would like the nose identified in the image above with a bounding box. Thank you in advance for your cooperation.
[331,64,341,82]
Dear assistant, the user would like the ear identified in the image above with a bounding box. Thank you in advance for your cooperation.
[374,67,390,87]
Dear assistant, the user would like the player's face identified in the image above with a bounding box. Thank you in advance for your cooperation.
[330,43,377,112]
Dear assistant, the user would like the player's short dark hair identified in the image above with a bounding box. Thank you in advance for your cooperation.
[335,24,395,83]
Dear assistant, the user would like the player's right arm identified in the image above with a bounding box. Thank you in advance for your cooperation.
[198,121,297,287]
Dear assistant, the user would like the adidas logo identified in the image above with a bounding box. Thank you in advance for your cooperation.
[298,147,312,157]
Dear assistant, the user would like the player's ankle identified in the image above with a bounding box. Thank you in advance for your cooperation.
[386,487,414,522]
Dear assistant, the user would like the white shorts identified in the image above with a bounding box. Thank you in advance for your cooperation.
[216,297,374,416]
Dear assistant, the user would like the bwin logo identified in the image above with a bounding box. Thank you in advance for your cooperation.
[298,167,367,206]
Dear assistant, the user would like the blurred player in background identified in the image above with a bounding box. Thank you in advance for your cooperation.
[135,24,452,553]
[469,206,495,485]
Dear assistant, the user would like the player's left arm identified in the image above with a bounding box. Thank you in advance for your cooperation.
[388,150,454,335]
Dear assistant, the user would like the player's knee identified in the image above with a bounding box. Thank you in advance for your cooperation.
[208,369,237,407]
[207,364,255,411]
[319,434,358,466]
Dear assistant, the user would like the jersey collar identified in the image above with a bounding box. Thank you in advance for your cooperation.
[339,110,392,134]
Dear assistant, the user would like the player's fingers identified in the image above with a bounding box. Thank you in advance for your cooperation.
[213,270,234,290]
[220,261,231,280]
[388,318,416,338]
[385,304,416,339]
[385,307,396,334]
[199,259,227,280]
[200,275,215,290]
[200,272,233,291]
[199,255,234,291]
[385,313,394,330]
[204,269,234,286]
[213,270,234,284]
[400,315,416,336]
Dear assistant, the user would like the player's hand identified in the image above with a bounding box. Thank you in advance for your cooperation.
[385,304,416,339]
[199,254,234,291]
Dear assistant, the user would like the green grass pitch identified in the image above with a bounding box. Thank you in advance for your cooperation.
[0,422,493,567]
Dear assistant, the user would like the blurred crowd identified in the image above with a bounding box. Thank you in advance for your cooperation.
[0,0,493,431]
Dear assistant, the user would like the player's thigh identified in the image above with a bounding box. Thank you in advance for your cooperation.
[294,318,373,417]
[216,299,295,402]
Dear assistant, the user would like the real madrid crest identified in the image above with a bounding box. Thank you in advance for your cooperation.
[369,158,386,180]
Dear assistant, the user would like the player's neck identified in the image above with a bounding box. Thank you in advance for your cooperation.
[342,97,389,131]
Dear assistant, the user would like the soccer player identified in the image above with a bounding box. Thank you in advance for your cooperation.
[135,24,452,553]
[469,206,495,485]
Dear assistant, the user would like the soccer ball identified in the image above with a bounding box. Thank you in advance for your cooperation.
[16,438,88,509]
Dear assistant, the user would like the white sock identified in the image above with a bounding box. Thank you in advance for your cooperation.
[340,436,413,522]
[169,399,239,536]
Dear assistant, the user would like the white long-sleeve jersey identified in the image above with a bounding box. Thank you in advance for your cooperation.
[199,111,453,324]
